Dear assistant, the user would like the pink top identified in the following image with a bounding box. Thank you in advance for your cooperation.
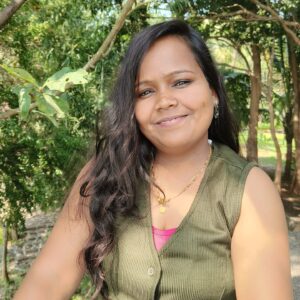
[152,226,177,251]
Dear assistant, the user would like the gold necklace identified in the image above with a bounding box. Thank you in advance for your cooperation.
[151,146,212,213]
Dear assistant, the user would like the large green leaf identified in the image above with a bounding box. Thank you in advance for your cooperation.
[19,87,32,120]
[43,67,90,92]
[44,67,73,82]
[11,83,35,96]
[43,94,65,118]
[43,92,70,114]
[36,94,56,117]
[0,64,39,87]
[34,94,68,125]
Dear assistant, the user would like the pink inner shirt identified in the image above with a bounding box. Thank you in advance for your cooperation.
[152,226,177,251]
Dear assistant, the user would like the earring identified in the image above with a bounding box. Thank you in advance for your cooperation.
[214,102,219,119]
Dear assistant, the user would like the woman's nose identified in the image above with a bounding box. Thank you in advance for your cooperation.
[155,90,178,110]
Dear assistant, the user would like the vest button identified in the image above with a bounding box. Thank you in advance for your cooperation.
[147,267,154,276]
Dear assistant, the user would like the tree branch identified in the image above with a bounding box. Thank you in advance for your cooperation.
[193,2,300,46]
[84,0,136,71]
[211,36,252,73]
[249,0,300,46]
[195,10,299,27]
[0,0,28,30]
[0,103,37,120]
[217,63,250,75]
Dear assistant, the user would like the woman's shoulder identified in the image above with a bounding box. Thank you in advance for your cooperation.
[231,159,293,299]
[212,142,257,172]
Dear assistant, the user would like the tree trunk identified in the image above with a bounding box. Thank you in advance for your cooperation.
[1,224,10,283]
[246,44,261,162]
[0,0,28,29]
[279,34,293,182]
[288,40,300,195]
[283,108,293,181]
[266,47,282,191]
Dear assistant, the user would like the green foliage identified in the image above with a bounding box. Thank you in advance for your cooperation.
[0,117,91,229]
[0,65,39,87]
[240,126,287,168]
[0,275,23,300]
[71,275,94,299]
[18,87,32,120]
[0,227,2,245]
[1,64,90,124]
[222,69,250,127]
[0,0,151,238]
[43,67,90,92]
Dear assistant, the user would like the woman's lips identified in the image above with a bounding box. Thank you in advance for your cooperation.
[156,115,188,127]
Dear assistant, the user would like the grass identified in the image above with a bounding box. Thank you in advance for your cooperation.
[0,274,23,300]
[239,125,289,168]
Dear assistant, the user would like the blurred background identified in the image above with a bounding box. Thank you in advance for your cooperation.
[0,0,299,299]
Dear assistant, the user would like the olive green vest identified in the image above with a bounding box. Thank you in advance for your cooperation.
[102,142,257,300]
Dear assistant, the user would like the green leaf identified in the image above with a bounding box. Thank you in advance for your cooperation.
[44,67,72,82]
[36,94,56,117]
[54,97,69,114]
[41,92,69,114]
[19,87,32,120]
[43,94,65,118]
[43,67,90,92]
[12,83,35,96]
[0,64,39,87]
[11,85,22,96]
[34,110,59,127]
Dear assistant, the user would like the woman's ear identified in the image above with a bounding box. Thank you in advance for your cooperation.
[211,90,218,105]
[214,97,219,106]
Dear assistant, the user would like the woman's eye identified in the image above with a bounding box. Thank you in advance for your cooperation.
[174,80,191,87]
[138,89,152,98]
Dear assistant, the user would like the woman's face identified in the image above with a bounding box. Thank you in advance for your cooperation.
[134,35,217,155]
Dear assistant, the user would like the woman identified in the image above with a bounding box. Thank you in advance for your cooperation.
[14,20,293,300]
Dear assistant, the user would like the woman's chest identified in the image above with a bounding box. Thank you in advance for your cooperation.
[102,206,236,300]
[150,188,198,230]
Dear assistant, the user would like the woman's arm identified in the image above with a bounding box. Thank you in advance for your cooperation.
[231,167,293,300]
[13,163,94,300]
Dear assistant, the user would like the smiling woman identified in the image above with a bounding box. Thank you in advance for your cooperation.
[134,35,216,155]
[13,20,293,300]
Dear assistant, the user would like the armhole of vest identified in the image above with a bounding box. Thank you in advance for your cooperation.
[230,161,258,237]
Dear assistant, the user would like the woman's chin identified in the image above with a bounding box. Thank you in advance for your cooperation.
[155,140,194,155]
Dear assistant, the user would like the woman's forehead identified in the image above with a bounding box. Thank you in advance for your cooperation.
[137,36,201,81]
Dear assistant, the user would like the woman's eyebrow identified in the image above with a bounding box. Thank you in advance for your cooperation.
[136,70,195,88]
[166,69,195,76]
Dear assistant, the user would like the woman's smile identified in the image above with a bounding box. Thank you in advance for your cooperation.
[155,114,189,128]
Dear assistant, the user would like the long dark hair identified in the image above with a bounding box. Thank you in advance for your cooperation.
[80,19,239,299]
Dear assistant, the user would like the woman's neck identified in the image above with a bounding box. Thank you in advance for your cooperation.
[154,141,212,174]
